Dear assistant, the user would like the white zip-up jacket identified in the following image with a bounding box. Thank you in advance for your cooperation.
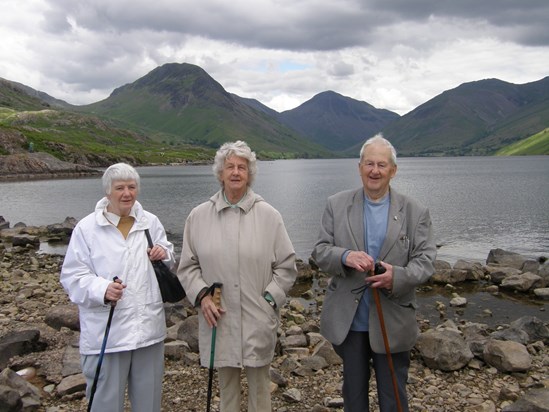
[60,197,175,355]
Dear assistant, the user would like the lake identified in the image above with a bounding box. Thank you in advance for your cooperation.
[0,156,547,325]
[1,156,547,264]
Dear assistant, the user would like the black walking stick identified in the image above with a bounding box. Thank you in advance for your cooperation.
[87,277,120,412]
[371,263,403,412]
[206,282,223,412]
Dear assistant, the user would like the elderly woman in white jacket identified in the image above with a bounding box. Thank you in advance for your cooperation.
[178,141,297,412]
[60,163,175,412]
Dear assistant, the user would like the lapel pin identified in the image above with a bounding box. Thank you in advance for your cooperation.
[393,216,398,221]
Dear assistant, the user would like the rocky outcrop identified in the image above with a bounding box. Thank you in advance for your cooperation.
[0,152,100,181]
[432,248,548,295]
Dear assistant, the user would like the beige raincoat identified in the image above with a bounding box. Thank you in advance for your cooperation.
[177,189,297,368]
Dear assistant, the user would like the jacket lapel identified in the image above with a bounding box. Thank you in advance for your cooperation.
[379,188,404,260]
[348,188,365,251]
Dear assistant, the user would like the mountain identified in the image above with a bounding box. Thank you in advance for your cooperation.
[381,77,549,156]
[0,78,55,111]
[81,63,330,158]
[277,91,399,152]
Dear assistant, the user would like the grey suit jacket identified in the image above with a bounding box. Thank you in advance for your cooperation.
[312,187,436,353]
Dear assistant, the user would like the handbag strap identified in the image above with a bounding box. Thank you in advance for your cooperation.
[144,229,154,249]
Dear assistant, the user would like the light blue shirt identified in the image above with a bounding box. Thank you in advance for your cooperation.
[349,191,390,331]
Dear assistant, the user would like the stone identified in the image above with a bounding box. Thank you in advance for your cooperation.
[164,340,191,360]
[501,272,542,292]
[486,249,528,270]
[416,329,474,371]
[510,316,549,344]
[0,368,42,410]
[311,340,342,366]
[483,340,532,372]
[61,345,81,377]
[0,329,43,370]
[176,315,199,352]
[502,388,549,412]
[55,373,86,396]
[534,288,549,300]
[11,235,39,248]
[45,304,80,331]
[453,260,485,281]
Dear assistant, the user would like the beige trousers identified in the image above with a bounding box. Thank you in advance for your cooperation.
[218,365,271,412]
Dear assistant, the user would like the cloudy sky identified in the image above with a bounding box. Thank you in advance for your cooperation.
[1,0,548,115]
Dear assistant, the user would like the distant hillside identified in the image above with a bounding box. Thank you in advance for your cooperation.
[0,78,53,111]
[0,107,212,166]
[81,63,330,158]
[2,65,548,162]
[276,91,399,152]
[382,77,549,156]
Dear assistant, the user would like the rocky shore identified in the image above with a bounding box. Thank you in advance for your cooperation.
[1,219,548,412]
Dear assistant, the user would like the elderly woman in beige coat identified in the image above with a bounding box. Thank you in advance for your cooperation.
[177,140,297,412]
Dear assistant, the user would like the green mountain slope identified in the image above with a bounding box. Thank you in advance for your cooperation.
[0,78,53,111]
[81,63,330,158]
[0,107,211,165]
[381,77,549,156]
[495,128,549,155]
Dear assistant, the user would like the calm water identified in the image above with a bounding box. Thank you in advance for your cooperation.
[1,156,548,325]
[1,157,547,264]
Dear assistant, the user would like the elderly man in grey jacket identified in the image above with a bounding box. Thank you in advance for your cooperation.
[312,134,436,412]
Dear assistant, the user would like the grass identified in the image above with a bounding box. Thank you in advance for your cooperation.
[495,129,549,156]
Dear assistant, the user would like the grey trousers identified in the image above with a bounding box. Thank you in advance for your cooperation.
[333,331,410,412]
[218,365,271,412]
[81,341,164,412]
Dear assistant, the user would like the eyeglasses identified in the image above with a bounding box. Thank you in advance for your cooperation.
[360,161,390,171]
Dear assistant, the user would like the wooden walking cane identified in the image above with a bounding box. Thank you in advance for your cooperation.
[371,264,404,412]
[206,283,223,412]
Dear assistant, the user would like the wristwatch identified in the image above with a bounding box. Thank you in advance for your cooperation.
[263,292,277,309]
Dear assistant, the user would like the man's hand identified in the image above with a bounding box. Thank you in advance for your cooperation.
[345,251,375,272]
[368,261,393,290]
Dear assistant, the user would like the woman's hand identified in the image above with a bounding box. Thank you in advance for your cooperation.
[104,278,126,304]
[148,245,167,261]
[200,294,226,328]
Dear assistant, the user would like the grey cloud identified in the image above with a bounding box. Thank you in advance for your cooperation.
[40,0,549,52]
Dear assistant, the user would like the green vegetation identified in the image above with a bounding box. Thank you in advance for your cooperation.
[495,129,549,156]
[0,108,214,164]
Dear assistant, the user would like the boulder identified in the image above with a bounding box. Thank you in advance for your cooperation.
[11,235,39,248]
[483,340,532,372]
[176,315,199,352]
[431,268,468,284]
[0,216,9,230]
[500,272,542,292]
[486,249,528,270]
[416,329,474,371]
[502,388,549,412]
[509,316,549,344]
[0,330,44,370]
[45,304,80,331]
[0,368,42,410]
[485,266,522,284]
[453,260,484,281]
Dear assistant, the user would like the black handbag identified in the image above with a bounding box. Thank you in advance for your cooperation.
[144,229,185,303]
